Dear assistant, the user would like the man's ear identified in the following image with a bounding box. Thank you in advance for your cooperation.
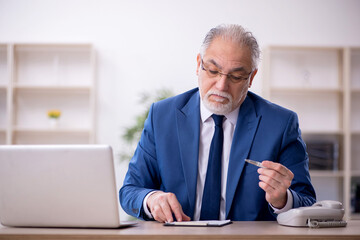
[196,54,201,75]
[249,69,258,88]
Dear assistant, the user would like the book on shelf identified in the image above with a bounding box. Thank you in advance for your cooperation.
[306,140,339,171]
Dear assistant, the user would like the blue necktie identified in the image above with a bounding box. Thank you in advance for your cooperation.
[200,114,224,220]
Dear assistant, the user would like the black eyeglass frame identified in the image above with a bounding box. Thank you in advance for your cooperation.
[201,59,253,83]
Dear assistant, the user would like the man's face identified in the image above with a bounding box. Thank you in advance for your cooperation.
[196,37,257,115]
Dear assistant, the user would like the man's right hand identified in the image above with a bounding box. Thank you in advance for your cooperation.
[146,191,191,223]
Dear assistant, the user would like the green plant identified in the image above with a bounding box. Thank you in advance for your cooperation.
[119,88,174,162]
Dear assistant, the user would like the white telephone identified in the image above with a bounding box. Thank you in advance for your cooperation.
[277,200,347,228]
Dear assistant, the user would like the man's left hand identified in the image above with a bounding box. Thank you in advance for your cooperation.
[257,160,294,209]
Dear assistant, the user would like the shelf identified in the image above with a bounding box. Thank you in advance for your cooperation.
[12,131,92,145]
[14,89,91,130]
[351,135,360,172]
[311,176,343,202]
[0,45,7,87]
[268,46,343,50]
[351,171,360,177]
[0,90,6,129]
[350,213,360,220]
[351,94,360,132]
[310,170,344,178]
[267,47,342,90]
[270,87,343,94]
[13,127,91,134]
[14,44,93,87]
[15,44,92,52]
[0,131,5,145]
[0,43,96,145]
[351,48,360,89]
[270,90,343,133]
[13,85,92,92]
[302,130,343,135]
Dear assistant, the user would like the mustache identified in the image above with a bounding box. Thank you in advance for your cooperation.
[205,90,232,102]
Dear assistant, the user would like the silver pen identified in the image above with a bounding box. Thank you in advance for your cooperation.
[245,159,266,168]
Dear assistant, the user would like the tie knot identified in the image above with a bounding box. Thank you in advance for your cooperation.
[212,114,224,127]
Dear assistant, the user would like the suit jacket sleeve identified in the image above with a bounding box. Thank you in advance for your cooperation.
[119,103,160,220]
[279,112,316,209]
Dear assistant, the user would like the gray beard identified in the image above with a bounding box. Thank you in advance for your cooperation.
[202,90,233,115]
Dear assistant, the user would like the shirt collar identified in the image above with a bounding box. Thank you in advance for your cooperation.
[200,98,240,126]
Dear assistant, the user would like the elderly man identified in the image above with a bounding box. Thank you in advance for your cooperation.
[120,24,316,223]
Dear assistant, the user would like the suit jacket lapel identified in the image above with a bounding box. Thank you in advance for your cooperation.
[176,91,200,217]
[225,96,261,218]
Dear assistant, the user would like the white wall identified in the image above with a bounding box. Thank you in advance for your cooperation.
[1,0,360,218]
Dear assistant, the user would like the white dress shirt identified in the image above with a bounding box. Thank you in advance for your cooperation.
[143,98,293,220]
[192,100,239,220]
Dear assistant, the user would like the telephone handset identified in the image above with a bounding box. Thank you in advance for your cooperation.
[277,200,347,228]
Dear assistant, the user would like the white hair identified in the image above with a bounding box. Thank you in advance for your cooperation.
[200,24,260,69]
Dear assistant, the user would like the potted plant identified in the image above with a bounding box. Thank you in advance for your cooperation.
[47,110,61,128]
[120,88,173,162]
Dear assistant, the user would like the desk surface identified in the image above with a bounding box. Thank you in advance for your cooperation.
[1,221,360,240]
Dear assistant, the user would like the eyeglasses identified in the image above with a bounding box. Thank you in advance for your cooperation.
[201,59,253,83]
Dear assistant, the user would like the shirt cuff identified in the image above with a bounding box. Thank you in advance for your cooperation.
[143,191,158,219]
[270,189,293,214]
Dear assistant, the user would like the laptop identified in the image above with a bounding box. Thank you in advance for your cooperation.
[0,144,136,228]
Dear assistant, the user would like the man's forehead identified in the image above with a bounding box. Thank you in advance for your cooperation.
[203,38,252,69]
[203,54,252,72]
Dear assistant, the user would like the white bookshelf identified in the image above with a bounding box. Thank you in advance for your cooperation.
[0,44,8,145]
[0,43,96,145]
[263,46,360,219]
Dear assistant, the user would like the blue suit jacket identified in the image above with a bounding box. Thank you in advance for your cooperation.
[120,88,316,221]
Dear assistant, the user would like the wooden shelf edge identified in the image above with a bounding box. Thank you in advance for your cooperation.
[270,87,343,93]
[301,130,344,135]
[351,172,360,178]
[310,170,344,177]
[13,128,91,134]
[350,213,360,220]
[14,44,92,52]
[266,45,345,51]
[351,89,360,93]
[13,85,92,91]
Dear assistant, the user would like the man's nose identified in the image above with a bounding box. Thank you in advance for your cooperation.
[215,74,229,91]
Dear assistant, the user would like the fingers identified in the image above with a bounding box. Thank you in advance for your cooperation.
[260,161,294,185]
[147,191,190,223]
[258,174,281,190]
[181,212,191,221]
[257,161,294,208]
[167,193,184,222]
[261,161,294,179]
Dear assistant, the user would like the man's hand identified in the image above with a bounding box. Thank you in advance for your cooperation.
[257,160,294,209]
[147,191,191,223]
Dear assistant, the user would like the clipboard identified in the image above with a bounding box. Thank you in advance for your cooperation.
[164,219,232,227]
